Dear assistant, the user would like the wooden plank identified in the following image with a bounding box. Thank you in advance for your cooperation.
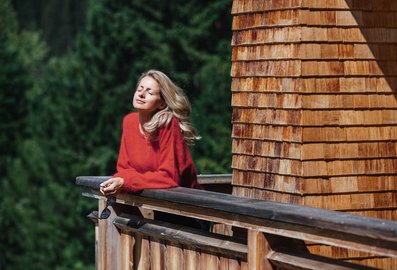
[233,108,397,127]
[345,209,397,220]
[232,155,302,176]
[232,92,301,109]
[231,60,301,77]
[247,230,272,270]
[303,192,397,211]
[150,238,164,270]
[119,232,133,270]
[76,175,232,188]
[113,214,247,259]
[300,77,396,94]
[232,10,300,30]
[302,159,397,177]
[231,77,301,92]
[232,0,302,15]
[232,44,302,61]
[302,94,396,110]
[199,252,218,270]
[232,170,303,195]
[302,126,397,142]
[232,108,302,126]
[165,243,183,270]
[97,200,107,270]
[240,260,248,270]
[267,249,377,270]
[301,175,397,194]
[231,27,302,46]
[228,258,241,270]
[133,234,149,270]
[219,257,229,270]
[184,248,199,270]
[197,174,232,185]
[97,199,120,270]
[232,139,302,160]
[232,123,303,143]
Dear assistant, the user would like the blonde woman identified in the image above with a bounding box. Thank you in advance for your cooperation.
[100,70,201,196]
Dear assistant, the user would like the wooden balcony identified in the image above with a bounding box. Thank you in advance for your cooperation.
[76,175,397,269]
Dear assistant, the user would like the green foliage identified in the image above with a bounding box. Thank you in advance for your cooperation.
[191,55,232,173]
[1,0,232,269]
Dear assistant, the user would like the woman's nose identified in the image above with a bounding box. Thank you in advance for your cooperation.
[139,92,145,98]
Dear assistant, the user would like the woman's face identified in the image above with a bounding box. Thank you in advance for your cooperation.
[133,76,165,116]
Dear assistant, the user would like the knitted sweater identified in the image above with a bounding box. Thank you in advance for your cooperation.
[113,112,200,192]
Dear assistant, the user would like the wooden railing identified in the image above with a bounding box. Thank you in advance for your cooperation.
[76,175,397,270]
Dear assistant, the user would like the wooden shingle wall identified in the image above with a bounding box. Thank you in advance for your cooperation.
[231,0,397,212]
[231,1,397,268]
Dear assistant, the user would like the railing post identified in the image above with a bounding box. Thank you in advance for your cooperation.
[248,230,273,270]
[97,199,122,270]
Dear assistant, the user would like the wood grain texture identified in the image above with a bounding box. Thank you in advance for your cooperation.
[78,177,397,268]
[75,180,397,246]
[199,252,218,270]
[119,232,133,270]
[184,248,199,270]
[165,243,183,270]
[97,199,121,270]
[133,234,149,270]
[149,238,164,270]
[247,230,272,270]
[113,214,247,259]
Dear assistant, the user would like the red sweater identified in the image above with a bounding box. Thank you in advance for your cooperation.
[113,112,200,192]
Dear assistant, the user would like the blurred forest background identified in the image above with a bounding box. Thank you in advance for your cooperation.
[0,0,232,269]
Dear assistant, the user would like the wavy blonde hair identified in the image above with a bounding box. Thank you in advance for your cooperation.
[137,70,200,145]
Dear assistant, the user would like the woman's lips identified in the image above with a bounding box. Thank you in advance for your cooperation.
[135,99,145,104]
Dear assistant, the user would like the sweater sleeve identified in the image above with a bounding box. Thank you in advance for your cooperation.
[112,118,190,192]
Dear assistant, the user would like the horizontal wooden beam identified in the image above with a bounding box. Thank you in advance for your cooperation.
[76,174,232,188]
[267,249,377,270]
[112,213,247,259]
[196,174,232,184]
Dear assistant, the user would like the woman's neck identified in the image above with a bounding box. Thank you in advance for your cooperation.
[138,111,152,125]
[138,111,153,135]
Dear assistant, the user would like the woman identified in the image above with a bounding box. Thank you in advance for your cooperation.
[100,70,201,196]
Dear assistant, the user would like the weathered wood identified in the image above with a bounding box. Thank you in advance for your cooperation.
[197,174,232,184]
[149,238,163,270]
[228,259,241,270]
[267,249,378,270]
[76,174,231,188]
[165,243,183,270]
[200,252,218,270]
[133,234,149,270]
[88,212,99,270]
[247,230,272,270]
[113,214,247,259]
[97,199,121,270]
[80,179,397,269]
[79,181,397,261]
[219,257,229,270]
[119,232,133,270]
[184,248,199,270]
[77,177,397,257]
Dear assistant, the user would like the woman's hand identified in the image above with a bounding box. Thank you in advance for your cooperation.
[100,177,124,196]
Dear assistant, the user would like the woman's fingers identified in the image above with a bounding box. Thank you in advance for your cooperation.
[100,177,124,196]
